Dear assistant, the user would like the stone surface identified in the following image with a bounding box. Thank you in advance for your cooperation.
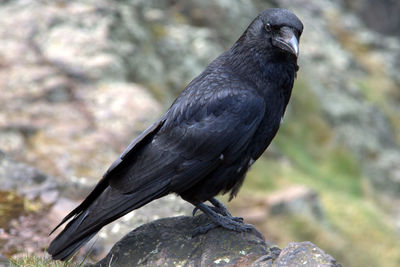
[91,195,193,260]
[0,152,193,260]
[0,151,57,202]
[92,214,272,267]
[0,0,162,181]
[0,152,60,257]
[92,215,340,267]
[273,241,341,267]
[343,0,400,37]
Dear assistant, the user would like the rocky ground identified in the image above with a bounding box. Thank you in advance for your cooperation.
[92,215,340,267]
[0,0,399,266]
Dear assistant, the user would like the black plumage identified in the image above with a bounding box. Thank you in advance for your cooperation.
[48,8,303,260]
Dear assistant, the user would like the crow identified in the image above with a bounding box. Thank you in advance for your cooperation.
[48,8,303,260]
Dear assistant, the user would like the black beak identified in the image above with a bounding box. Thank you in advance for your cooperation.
[272,26,299,57]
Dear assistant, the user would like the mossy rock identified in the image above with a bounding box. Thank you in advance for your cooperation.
[0,190,25,229]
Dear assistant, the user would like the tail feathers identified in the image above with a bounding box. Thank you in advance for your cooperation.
[50,176,109,236]
[48,181,169,260]
[49,229,98,261]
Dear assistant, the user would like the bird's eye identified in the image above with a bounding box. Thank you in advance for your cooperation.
[265,23,271,32]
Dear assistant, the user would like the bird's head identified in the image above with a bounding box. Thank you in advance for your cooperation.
[240,8,303,58]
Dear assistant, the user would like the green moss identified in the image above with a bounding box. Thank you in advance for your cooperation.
[285,214,380,267]
[358,79,400,145]
[0,191,26,229]
[272,77,362,196]
[244,157,284,193]
[322,194,400,267]
[151,24,167,39]
[9,254,82,267]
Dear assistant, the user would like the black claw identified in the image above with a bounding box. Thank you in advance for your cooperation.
[191,202,255,236]
[269,247,282,260]
[192,222,218,237]
[192,221,253,237]
[232,216,244,223]
[192,207,199,216]
[191,201,262,238]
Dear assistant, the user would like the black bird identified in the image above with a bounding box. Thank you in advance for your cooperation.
[48,8,303,260]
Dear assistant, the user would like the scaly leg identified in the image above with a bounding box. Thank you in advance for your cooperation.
[192,202,254,236]
[192,198,242,222]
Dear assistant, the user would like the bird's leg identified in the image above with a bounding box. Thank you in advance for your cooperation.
[208,197,231,216]
[192,198,242,223]
[192,204,219,217]
[192,202,254,237]
[208,198,243,222]
[191,198,229,217]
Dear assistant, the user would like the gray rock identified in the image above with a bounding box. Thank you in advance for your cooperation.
[91,215,340,267]
[91,195,193,259]
[343,0,400,37]
[0,0,162,181]
[107,1,226,99]
[0,131,26,157]
[92,214,272,267]
[0,151,57,202]
[273,241,341,267]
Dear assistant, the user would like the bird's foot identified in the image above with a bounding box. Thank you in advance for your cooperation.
[192,220,254,237]
[209,197,234,217]
[191,202,256,237]
[192,198,243,222]
[192,205,216,216]
[192,206,243,223]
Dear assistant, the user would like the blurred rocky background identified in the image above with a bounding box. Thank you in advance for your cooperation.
[0,0,399,266]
